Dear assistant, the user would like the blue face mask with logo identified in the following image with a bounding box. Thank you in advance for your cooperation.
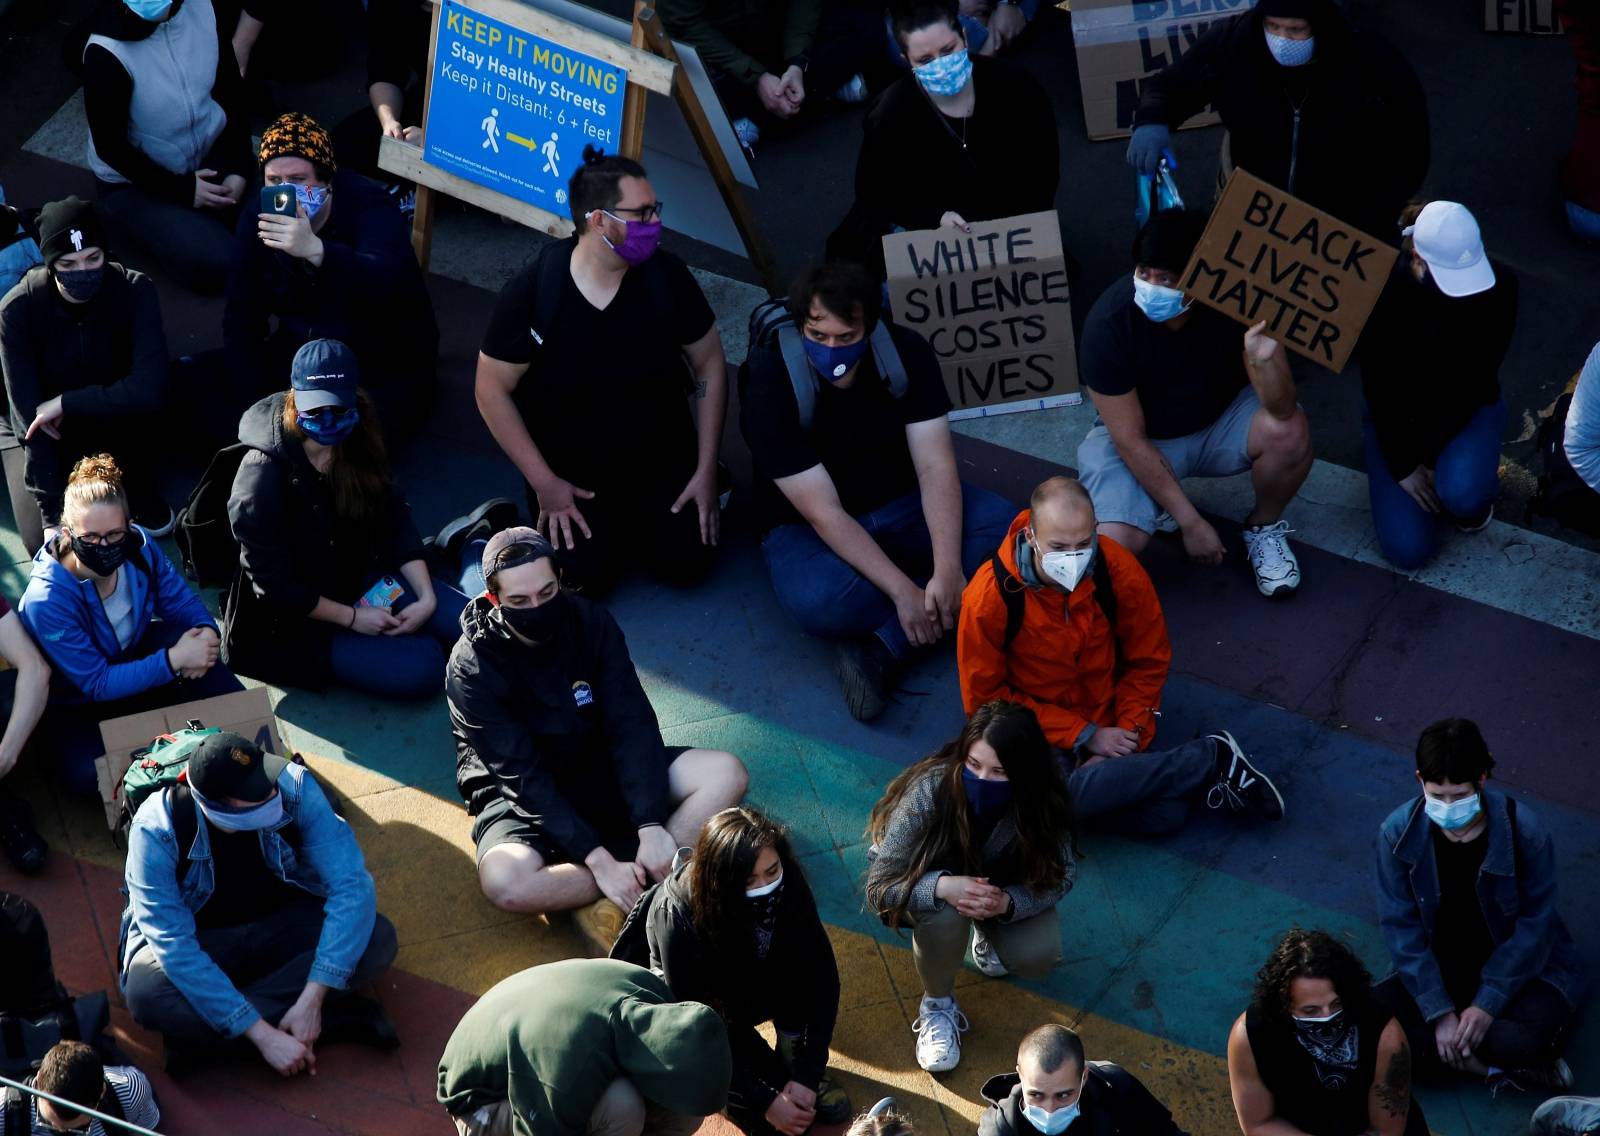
[296,407,359,446]
[1022,1100,1081,1135]
[961,766,1012,822]
[1424,791,1482,831]
[803,336,870,382]
[292,182,330,221]
[913,47,973,97]
[1264,31,1315,67]
[1132,274,1191,323]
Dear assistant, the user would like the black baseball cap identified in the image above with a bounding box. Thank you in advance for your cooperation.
[187,732,289,802]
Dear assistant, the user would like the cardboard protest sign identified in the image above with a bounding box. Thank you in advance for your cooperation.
[883,212,1078,418]
[1484,0,1563,33]
[1071,0,1257,140]
[93,687,286,830]
[1178,170,1397,373]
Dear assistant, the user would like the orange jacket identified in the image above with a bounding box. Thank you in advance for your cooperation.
[957,510,1173,752]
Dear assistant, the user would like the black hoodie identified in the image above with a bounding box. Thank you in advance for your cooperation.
[1134,0,1427,239]
[445,593,673,863]
[977,1066,1187,1136]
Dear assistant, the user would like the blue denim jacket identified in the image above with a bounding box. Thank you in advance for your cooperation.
[118,764,377,1038]
[1374,788,1586,1022]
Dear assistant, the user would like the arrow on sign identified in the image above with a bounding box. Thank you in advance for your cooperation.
[505,133,540,152]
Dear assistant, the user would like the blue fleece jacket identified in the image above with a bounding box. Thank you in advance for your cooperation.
[18,527,218,703]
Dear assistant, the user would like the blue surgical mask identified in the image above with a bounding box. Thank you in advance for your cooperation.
[1424,791,1482,831]
[193,789,283,833]
[1022,1101,1080,1135]
[296,407,359,446]
[292,182,330,220]
[961,766,1012,821]
[913,48,973,98]
[1132,273,1191,322]
[803,336,869,382]
[1265,31,1315,67]
[123,0,175,19]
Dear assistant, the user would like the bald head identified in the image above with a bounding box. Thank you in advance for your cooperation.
[1028,478,1096,551]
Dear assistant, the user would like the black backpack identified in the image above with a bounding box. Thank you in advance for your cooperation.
[1531,391,1600,537]
[744,298,909,432]
[163,776,305,882]
[989,549,1120,664]
[0,893,120,1082]
[2,1076,124,1136]
[174,442,252,587]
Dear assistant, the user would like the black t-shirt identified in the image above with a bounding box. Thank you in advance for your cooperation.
[1079,277,1248,440]
[1431,826,1494,1009]
[479,241,716,484]
[739,322,952,530]
[193,822,301,930]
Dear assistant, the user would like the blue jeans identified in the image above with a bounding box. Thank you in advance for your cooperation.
[1567,200,1600,242]
[761,483,1017,660]
[43,620,245,796]
[1362,399,1505,571]
[325,574,469,700]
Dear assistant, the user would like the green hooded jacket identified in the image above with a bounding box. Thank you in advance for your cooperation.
[437,958,732,1136]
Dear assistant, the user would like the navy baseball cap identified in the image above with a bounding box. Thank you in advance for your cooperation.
[290,338,360,411]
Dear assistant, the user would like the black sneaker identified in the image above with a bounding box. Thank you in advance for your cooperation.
[136,504,177,539]
[321,993,400,1050]
[833,637,894,722]
[0,792,47,875]
[1205,731,1284,821]
[1491,1058,1574,1097]
[434,498,522,565]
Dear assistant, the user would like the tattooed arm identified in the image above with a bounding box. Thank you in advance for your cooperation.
[1367,1019,1413,1136]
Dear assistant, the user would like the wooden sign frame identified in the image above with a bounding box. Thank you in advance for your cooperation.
[381,0,775,289]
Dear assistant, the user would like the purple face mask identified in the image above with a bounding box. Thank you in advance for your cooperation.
[600,210,662,266]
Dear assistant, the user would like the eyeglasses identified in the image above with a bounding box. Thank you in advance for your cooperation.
[67,528,129,547]
[606,201,665,223]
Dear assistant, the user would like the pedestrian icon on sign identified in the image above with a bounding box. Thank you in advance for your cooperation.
[541,133,561,177]
[481,107,501,153]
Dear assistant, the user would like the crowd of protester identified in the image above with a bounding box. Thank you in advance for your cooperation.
[0,0,1595,1133]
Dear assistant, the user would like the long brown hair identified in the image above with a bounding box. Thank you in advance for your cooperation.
[688,806,798,957]
[865,701,1077,929]
[282,388,392,525]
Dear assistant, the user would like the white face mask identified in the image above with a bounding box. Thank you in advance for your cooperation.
[193,789,283,833]
[1035,536,1097,592]
[1293,1008,1342,1026]
[745,872,783,899]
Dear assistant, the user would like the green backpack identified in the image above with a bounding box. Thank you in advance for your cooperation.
[116,723,221,834]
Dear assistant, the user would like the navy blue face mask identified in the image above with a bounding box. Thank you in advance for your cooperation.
[296,407,360,446]
[961,766,1013,822]
[803,336,870,382]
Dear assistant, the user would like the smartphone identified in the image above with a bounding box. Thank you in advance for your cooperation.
[356,576,406,609]
[260,184,297,217]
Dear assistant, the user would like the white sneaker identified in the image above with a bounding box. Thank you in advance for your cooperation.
[1242,520,1301,597]
[911,995,968,1072]
[970,924,1008,977]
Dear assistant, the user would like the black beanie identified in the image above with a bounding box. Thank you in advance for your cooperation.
[36,197,109,266]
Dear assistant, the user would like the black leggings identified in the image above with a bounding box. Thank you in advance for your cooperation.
[1373,973,1574,1071]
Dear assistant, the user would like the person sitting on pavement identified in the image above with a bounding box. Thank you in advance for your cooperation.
[827,0,1057,280]
[223,111,438,436]
[438,958,732,1136]
[978,1023,1189,1136]
[1076,208,1311,597]
[865,701,1076,1074]
[958,476,1284,834]
[1359,202,1518,570]
[613,806,849,1136]
[1126,0,1428,242]
[476,149,728,596]
[329,0,432,187]
[18,454,241,798]
[120,731,399,1075]
[13,1039,161,1136]
[658,0,883,152]
[446,527,749,954]
[1534,1095,1600,1136]
[1372,718,1584,1097]
[77,0,252,293]
[1228,928,1426,1136]
[1,197,173,552]
[0,590,51,875]
[740,261,1015,720]
[226,338,469,700]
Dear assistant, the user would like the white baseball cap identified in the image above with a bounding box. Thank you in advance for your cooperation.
[1402,201,1495,298]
